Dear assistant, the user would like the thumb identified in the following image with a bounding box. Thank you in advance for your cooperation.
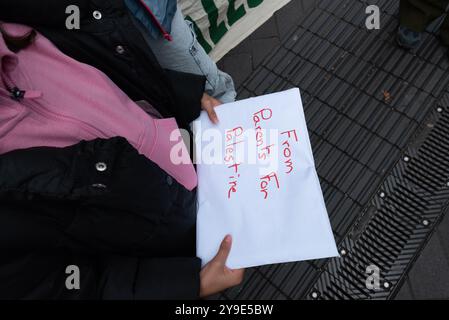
[213,235,232,265]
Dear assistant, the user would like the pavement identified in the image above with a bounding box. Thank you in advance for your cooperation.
[217,0,449,300]
[218,0,316,88]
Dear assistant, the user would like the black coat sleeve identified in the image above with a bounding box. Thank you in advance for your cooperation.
[0,138,201,299]
[0,0,91,27]
[0,138,190,255]
[0,252,201,299]
[165,69,206,125]
[99,256,201,300]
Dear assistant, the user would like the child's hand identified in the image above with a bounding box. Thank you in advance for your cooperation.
[199,235,245,297]
[201,93,221,124]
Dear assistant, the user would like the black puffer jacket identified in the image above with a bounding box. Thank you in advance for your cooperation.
[0,137,200,299]
[0,0,205,128]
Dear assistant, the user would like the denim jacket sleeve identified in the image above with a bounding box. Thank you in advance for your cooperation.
[125,0,177,40]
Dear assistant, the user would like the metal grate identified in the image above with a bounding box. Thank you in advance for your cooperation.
[219,0,449,300]
[308,105,449,300]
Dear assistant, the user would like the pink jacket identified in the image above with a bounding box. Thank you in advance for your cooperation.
[0,23,197,190]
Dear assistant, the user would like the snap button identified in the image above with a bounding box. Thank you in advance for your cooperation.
[92,183,107,189]
[93,10,102,20]
[166,176,173,186]
[95,162,107,172]
[115,45,125,55]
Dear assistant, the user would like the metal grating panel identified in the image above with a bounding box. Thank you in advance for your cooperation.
[219,0,449,300]
[308,105,449,300]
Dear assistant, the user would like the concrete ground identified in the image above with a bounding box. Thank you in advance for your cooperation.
[217,0,449,300]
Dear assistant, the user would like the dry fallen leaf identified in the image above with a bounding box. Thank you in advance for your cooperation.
[383,90,391,103]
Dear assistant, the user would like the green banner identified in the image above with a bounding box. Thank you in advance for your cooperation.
[180,0,290,61]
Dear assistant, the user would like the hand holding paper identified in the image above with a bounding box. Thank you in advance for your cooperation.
[200,235,245,298]
[194,88,339,269]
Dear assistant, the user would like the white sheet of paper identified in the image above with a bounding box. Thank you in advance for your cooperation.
[193,88,338,269]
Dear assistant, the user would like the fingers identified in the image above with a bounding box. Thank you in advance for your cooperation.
[201,93,221,124]
[206,106,219,124]
[213,234,232,265]
[209,97,221,108]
